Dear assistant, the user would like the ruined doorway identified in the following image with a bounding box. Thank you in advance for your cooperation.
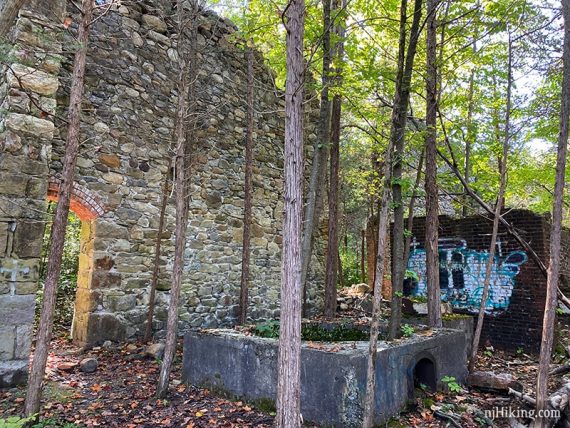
[37,203,83,337]
[40,179,102,342]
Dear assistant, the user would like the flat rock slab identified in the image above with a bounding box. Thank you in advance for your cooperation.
[57,362,78,372]
[468,371,523,392]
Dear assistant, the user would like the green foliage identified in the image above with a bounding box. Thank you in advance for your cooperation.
[404,270,419,281]
[254,321,376,342]
[254,320,280,338]
[339,245,364,287]
[0,416,35,428]
[37,206,81,332]
[30,418,81,428]
[300,324,370,342]
[401,324,415,337]
[441,376,462,394]
[408,295,427,303]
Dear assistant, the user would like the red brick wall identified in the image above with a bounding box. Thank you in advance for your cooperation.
[402,210,549,352]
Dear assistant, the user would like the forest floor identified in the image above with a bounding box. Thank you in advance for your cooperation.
[0,319,568,428]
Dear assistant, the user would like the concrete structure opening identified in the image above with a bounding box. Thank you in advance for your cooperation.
[413,357,437,392]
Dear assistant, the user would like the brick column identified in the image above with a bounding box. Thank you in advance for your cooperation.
[0,0,65,386]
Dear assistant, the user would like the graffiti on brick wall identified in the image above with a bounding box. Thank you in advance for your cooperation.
[404,238,528,312]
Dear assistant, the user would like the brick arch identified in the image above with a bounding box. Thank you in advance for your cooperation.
[47,178,105,221]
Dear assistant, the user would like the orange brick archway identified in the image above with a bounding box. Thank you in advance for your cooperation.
[47,178,105,221]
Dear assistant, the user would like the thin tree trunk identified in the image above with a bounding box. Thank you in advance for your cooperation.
[0,0,25,38]
[462,8,479,217]
[402,149,424,267]
[156,0,199,398]
[324,0,347,319]
[462,66,475,217]
[361,229,365,283]
[535,0,570,423]
[363,140,395,428]
[238,46,255,325]
[24,0,94,416]
[275,0,305,425]
[324,94,341,317]
[144,160,172,342]
[388,0,423,340]
[424,0,442,329]
[469,34,512,373]
[337,251,344,288]
[301,0,333,317]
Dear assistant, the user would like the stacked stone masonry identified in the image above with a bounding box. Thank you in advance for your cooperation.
[0,0,325,385]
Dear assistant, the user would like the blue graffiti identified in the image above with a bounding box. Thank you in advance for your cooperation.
[405,238,528,312]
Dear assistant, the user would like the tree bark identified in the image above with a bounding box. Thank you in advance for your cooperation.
[301,0,332,317]
[144,160,172,342]
[0,0,25,39]
[363,140,395,428]
[156,0,199,398]
[238,45,255,325]
[275,0,305,425]
[469,34,512,373]
[462,63,476,217]
[424,0,442,329]
[24,0,94,416]
[536,0,570,423]
[388,0,424,340]
[361,229,366,283]
[324,93,341,317]
[402,149,424,267]
[323,0,347,319]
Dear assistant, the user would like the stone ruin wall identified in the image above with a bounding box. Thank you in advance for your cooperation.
[0,0,325,385]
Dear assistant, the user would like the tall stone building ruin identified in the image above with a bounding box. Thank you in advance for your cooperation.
[0,0,324,386]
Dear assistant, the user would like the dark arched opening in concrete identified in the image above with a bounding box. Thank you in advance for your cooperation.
[413,357,437,392]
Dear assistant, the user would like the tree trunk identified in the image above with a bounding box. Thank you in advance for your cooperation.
[388,0,423,340]
[302,0,333,317]
[361,229,366,283]
[156,0,199,398]
[469,34,512,373]
[324,93,341,317]
[536,0,570,423]
[0,0,25,38]
[462,63,476,217]
[275,0,305,425]
[338,251,344,288]
[424,0,442,329]
[238,45,255,325]
[363,140,395,428]
[402,150,424,267]
[24,0,94,416]
[144,160,172,342]
[323,0,347,319]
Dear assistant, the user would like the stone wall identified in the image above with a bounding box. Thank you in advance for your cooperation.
[0,0,64,387]
[0,0,324,385]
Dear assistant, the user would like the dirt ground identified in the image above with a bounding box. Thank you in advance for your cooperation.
[1,317,568,427]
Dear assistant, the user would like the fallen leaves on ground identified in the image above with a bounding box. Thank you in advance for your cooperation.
[0,338,275,427]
